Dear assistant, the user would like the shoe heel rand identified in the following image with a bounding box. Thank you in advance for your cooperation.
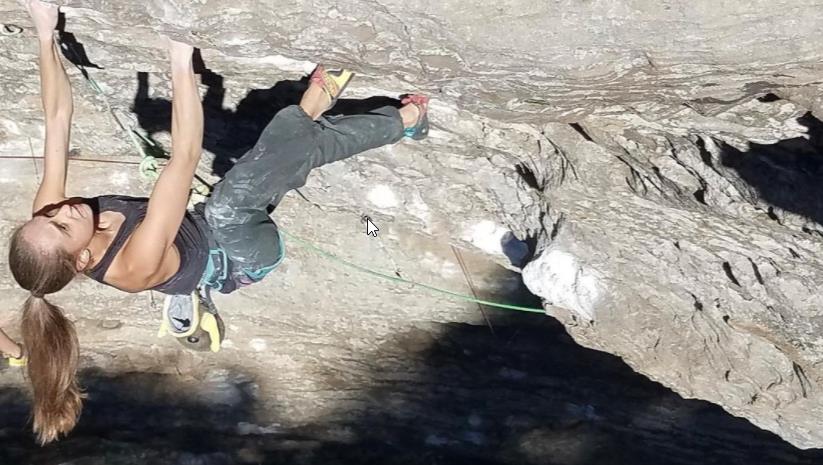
[199,313,222,353]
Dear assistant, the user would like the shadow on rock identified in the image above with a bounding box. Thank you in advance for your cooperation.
[56,11,103,79]
[131,51,402,178]
[1,271,822,464]
[719,111,823,228]
[0,368,264,465]
[251,269,823,465]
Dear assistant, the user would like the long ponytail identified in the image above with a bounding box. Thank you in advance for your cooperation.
[9,225,83,444]
[21,295,83,444]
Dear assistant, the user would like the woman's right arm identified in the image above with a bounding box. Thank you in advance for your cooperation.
[29,0,72,213]
[118,41,204,288]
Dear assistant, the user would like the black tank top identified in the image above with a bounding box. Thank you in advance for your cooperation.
[86,195,210,295]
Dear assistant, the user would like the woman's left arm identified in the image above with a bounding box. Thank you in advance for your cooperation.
[29,0,72,213]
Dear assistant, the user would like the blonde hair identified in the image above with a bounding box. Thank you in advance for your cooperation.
[9,226,83,444]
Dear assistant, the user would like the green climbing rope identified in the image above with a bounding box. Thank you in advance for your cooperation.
[58,44,545,316]
[278,229,545,314]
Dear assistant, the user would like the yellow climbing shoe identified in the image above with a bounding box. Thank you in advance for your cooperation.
[158,291,225,353]
[6,343,26,367]
[199,312,223,353]
[309,65,355,109]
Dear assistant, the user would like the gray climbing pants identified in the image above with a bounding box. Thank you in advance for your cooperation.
[203,104,405,293]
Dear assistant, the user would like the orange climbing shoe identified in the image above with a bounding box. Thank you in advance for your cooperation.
[401,94,430,140]
[310,64,355,110]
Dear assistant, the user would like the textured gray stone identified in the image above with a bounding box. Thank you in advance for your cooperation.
[2,0,823,452]
[523,104,823,448]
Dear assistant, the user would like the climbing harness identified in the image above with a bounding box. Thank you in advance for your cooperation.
[199,248,230,291]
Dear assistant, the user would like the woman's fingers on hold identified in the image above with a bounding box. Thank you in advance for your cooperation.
[26,0,59,33]
[166,36,194,59]
[27,0,57,17]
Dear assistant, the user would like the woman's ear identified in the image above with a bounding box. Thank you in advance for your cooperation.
[75,249,92,272]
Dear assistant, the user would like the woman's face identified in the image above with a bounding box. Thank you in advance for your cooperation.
[25,199,96,261]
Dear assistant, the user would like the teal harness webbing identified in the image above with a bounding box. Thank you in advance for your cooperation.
[198,231,286,291]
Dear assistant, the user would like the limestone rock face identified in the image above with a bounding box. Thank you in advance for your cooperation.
[2,0,823,451]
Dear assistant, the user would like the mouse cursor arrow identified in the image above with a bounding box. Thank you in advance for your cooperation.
[365,216,379,237]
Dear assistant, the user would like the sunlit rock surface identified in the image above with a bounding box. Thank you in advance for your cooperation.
[2,0,823,455]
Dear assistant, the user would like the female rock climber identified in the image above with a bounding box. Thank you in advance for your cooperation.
[9,0,429,444]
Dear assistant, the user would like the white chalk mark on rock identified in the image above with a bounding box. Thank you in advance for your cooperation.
[367,184,399,209]
[249,338,267,352]
[522,248,604,321]
[462,220,509,256]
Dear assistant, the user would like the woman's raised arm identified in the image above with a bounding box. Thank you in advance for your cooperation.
[28,0,72,214]
[118,40,204,288]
